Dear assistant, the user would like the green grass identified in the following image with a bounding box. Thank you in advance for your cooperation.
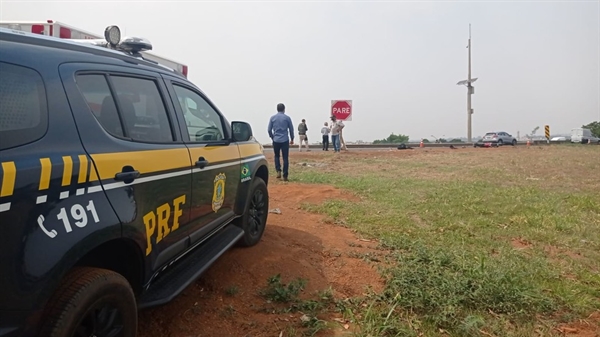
[289,146,600,336]
[258,275,337,336]
[225,285,239,296]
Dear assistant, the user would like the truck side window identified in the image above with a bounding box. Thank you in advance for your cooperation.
[0,62,48,150]
[172,85,225,143]
[111,76,174,143]
[76,74,125,138]
[76,74,174,143]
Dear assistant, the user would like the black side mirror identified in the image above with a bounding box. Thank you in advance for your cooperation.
[232,121,253,142]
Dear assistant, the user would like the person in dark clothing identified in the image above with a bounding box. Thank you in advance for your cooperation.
[267,103,294,181]
[297,119,309,151]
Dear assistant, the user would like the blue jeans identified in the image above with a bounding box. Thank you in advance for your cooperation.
[331,134,340,152]
[322,135,329,150]
[272,141,290,177]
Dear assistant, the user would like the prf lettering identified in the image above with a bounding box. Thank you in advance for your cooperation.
[143,195,186,256]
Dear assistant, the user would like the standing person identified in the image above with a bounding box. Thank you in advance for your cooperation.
[268,103,294,181]
[297,119,309,152]
[330,116,344,153]
[321,122,330,151]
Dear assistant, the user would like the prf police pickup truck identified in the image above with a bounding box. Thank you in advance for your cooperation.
[0,26,269,337]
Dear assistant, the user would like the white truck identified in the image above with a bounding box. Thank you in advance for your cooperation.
[0,20,188,78]
[571,128,600,144]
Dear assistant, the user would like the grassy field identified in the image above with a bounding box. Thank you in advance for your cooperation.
[287,145,599,336]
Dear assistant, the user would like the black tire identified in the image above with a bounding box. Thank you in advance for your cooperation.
[39,267,137,337]
[512,139,517,146]
[498,139,503,146]
[236,177,269,247]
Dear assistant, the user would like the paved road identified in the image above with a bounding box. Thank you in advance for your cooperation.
[281,147,395,153]
[262,140,577,152]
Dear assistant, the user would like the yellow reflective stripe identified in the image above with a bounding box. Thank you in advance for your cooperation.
[90,148,191,180]
[0,162,16,197]
[0,144,263,197]
[62,156,73,186]
[89,166,99,182]
[79,144,262,182]
[78,155,88,184]
[188,145,240,164]
[39,158,52,190]
[238,143,264,158]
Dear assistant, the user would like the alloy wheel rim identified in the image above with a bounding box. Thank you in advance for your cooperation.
[75,302,124,337]
[248,189,266,237]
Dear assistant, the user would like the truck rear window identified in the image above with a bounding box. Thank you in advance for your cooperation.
[0,62,48,150]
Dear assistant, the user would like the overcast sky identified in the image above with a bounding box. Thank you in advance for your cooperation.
[1,0,598,143]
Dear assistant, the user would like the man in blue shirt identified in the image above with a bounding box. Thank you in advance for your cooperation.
[268,103,294,181]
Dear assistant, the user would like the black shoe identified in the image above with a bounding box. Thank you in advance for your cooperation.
[283,177,289,182]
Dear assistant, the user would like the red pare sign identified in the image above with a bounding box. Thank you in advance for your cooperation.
[331,100,352,121]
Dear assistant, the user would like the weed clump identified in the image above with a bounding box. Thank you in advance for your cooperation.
[260,274,307,303]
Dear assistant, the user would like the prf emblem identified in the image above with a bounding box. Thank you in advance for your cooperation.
[212,173,226,212]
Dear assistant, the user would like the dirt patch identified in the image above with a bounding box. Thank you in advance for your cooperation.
[410,213,429,228]
[545,245,584,260]
[511,237,532,250]
[557,311,600,337]
[138,183,384,337]
[271,182,361,205]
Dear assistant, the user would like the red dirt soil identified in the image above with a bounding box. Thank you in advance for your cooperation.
[138,183,384,337]
[557,311,600,337]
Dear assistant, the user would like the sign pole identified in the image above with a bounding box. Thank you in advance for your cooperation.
[467,23,473,143]
[456,25,477,143]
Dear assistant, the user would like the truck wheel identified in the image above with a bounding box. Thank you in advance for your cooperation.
[236,177,269,247]
[39,267,137,337]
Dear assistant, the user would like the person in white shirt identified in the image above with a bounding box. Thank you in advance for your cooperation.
[330,116,345,153]
[321,122,330,151]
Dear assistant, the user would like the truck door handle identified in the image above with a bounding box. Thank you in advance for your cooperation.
[195,157,209,169]
[115,166,140,184]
